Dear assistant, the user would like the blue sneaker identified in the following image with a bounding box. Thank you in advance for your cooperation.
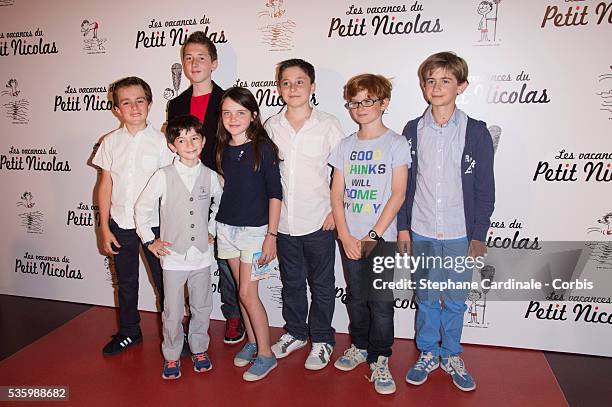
[441,355,476,391]
[234,342,257,367]
[243,354,277,382]
[162,360,181,380]
[405,352,439,385]
[192,352,212,372]
[334,344,367,371]
[368,356,396,395]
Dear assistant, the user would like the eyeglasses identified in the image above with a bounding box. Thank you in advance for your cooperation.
[344,98,381,110]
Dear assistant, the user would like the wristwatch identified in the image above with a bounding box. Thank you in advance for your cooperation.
[368,229,382,240]
[144,240,154,248]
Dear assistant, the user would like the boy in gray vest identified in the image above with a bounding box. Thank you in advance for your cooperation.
[135,115,222,380]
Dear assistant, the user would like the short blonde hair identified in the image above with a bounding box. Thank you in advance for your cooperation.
[344,74,392,101]
[418,52,469,85]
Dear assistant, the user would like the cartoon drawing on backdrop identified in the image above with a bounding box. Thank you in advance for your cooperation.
[263,264,283,309]
[587,212,612,236]
[258,0,296,51]
[596,66,612,120]
[477,0,501,42]
[81,19,107,53]
[466,264,495,325]
[104,257,116,285]
[164,63,183,101]
[487,125,502,154]
[2,78,29,124]
[17,192,43,234]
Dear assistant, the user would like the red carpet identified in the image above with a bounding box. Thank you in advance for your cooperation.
[0,307,567,406]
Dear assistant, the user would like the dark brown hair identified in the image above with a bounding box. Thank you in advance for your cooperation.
[182,31,218,61]
[165,114,204,144]
[111,76,152,106]
[215,87,280,173]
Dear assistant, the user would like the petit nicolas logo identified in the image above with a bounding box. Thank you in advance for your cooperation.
[135,14,227,49]
[233,77,318,108]
[327,1,443,38]
[532,149,612,183]
[54,84,112,112]
[540,1,612,29]
[0,27,59,56]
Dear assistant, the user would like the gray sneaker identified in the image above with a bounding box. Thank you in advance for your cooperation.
[243,354,277,381]
[368,356,396,395]
[334,344,367,371]
[271,333,307,359]
[304,343,333,370]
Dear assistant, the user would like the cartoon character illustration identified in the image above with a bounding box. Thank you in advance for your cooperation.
[258,0,296,51]
[17,191,35,208]
[588,212,612,235]
[163,88,174,100]
[477,1,494,41]
[81,20,99,39]
[467,290,483,323]
[596,66,612,120]
[2,79,20,97]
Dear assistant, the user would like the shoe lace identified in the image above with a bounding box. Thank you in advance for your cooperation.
[279,333,296,346]
[367,359,392,383]
[310,343,328,358]
[415,352,436,371]
[166,360,178,368]
[343,344,363,360]
[194,353,208,362]
[448,356,467,376]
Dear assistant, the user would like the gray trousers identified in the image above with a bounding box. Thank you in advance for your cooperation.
[161,266,212,361]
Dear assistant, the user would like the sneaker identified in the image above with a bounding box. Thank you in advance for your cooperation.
[180,333,191,358]
[243,354,277,382]
[368,356,396,395]
[102,331,142,356]
[234,342,258,367]
[192,352,212,372]
[224,317,245,344]
[441,355,477,391]
[405,352,440,385]
[162,360,181,380]
[271,333,307,359]
[304,343,333,370]
[334,344,367,371]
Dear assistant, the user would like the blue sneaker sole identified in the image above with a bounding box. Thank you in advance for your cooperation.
[440,363,476,391]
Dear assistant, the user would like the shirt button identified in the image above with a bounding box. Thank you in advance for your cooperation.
[189,197,194,202]
[190,224,195,228]
[190,210,194,215]
[191,237,195,241]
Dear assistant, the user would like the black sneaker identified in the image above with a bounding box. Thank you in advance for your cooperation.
[102,331,142,356]
[180,333,191,358]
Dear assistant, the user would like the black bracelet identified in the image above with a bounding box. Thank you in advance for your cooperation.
[268,232,278,238]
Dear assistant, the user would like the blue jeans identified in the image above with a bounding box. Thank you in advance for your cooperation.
[277,229,336,345]
[340,242,394,363]
[412,232,472,357]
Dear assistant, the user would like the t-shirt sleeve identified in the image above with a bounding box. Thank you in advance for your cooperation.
[328,117,345,153]
[328,139,344,170]
[262,142,283,201]
[391,135,412,168]
[92,135,112,171]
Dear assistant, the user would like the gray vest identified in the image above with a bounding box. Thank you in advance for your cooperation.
[160,164,211,255]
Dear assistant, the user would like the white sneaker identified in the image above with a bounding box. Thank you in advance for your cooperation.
[368,356,396,395]
[304,343,333,370]
[334,344,367,371]
[271,333,307,359]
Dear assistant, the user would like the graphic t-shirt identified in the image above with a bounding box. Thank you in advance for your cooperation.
[328,129,411,241]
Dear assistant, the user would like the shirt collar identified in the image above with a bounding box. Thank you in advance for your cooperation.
[174,158,201,174]
[279,105,321,130]
[422,106,461,130]
[121,122,153,139]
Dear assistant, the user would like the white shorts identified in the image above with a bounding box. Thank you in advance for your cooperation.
[216,222,268,263]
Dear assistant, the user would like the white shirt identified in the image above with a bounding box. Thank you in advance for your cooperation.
[265,107,345,236]
[135,160,223,271]
[92,123,175,229]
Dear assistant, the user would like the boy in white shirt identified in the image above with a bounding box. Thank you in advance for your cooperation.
[265,59,344,370]
[93,76,174,356]
[135,114,222,379]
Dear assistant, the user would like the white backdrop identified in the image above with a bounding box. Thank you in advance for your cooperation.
[1,0,611,356]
